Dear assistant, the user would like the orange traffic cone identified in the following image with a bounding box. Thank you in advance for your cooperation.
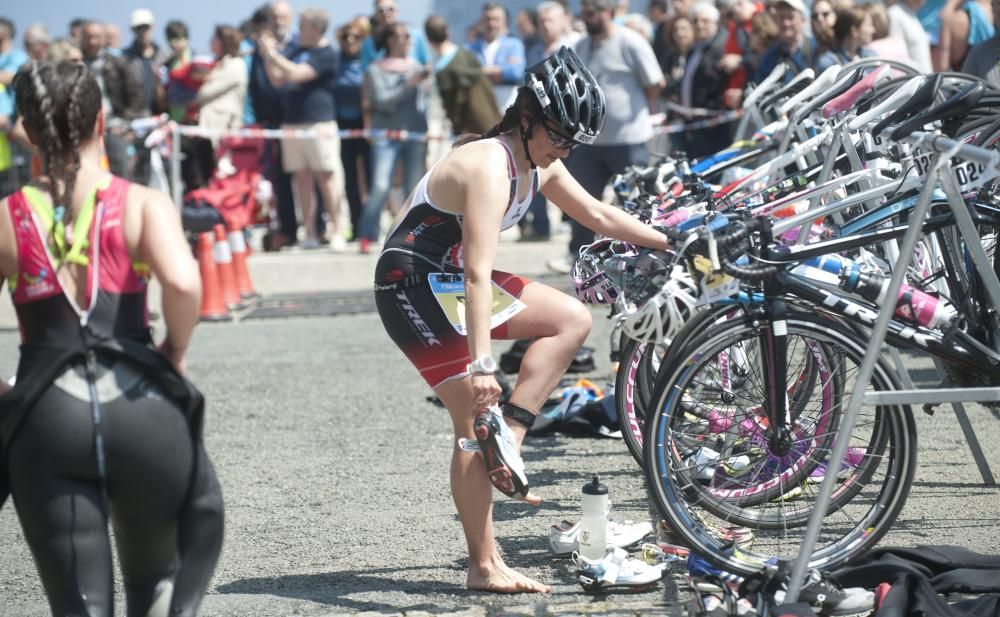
[197,232,232,322]
[213,224,246,311]
[228,227,258,299]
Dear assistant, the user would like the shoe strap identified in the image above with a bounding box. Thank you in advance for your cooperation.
[600,548,629,583]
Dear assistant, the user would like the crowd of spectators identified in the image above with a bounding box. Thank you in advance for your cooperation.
[1,0,999,255]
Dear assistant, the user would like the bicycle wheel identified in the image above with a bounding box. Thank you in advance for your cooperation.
[619,302,823,471]
[616,305,752,470]
[654,320,837,510]
[615,338,659,468]
[644,312,917,576]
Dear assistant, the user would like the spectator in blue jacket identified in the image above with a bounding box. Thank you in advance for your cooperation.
[467,3,526,111]
[333,17,372,242]
[753,0,815,83]
[360,0,431,70]
[0,18,29,134]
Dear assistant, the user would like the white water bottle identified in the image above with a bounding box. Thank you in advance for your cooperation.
[578,476,609,560]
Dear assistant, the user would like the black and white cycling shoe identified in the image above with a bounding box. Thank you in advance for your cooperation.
[473,406,529,500]
[773,567,874,617]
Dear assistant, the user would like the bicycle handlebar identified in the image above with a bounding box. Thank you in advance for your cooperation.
[722,256,779,282]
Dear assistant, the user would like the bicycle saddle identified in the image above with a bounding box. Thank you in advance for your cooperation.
[890,80,986,141]
[759,68,815,113]
[822,65,890,119]
[795,66,865,121]
[871,73,942,137]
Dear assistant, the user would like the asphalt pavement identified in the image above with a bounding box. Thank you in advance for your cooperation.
[0,229,998,616]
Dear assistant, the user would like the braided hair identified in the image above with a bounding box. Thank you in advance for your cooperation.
[13,61,101,259]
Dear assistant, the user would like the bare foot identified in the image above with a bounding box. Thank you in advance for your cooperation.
[467,560,551,593]
[520,491,542,506]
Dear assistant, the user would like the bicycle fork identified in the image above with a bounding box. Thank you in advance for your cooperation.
[758,252,795,456]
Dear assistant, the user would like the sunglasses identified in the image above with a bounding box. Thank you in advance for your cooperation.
[542,121,579,150]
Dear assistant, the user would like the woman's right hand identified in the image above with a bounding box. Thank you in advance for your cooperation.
[470,372,502,412]
[258,32,276,58]
[406,67,429,88]
[718,53,743,74]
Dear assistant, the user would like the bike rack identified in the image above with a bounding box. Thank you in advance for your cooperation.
[785,131,1000,602]
[886,350,996,485]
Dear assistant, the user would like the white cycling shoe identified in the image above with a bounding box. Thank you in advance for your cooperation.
[549,516,653,555]
[473,406,529,500]
[574,547,667,593]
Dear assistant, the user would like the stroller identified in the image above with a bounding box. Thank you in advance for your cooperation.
[181,132,269,236]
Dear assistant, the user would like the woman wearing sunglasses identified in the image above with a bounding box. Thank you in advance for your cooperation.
[372,46,669,594]
[810,0,838,56]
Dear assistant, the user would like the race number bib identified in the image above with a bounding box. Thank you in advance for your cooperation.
[427,273,527,335]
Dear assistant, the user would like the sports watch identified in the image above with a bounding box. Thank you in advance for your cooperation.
[468,355,498,375]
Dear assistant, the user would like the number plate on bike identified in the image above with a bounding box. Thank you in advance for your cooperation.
[950,158,998,192]
[911,149,934,179]
[861,131,891,155]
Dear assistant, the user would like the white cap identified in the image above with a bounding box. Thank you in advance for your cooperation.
[130,9,155,28]
[770,0,807,14]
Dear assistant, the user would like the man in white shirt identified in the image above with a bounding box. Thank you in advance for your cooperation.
[888,0,933,72]
[549,0,665,273]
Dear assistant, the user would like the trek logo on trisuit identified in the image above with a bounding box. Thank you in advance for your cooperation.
[395,290,442,347]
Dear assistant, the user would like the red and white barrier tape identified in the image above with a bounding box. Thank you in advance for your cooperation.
[122,108,744,144]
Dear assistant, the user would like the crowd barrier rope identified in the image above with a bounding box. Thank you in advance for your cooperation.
[3,107,746,149]
[1,107,744,206]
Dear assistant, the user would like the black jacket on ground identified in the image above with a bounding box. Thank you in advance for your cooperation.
[832,545,1000,617]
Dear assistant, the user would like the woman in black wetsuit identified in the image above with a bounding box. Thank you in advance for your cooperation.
[0,61,223,617]
[373,47,671,593]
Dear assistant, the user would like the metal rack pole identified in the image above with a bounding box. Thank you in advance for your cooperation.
[783,152,941,603]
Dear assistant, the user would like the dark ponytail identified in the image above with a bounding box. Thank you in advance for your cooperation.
[453,86,544,148]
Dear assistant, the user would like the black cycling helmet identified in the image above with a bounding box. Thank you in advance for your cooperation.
[524,46,606,145]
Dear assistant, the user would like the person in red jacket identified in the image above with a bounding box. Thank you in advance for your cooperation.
[720,0,764,109]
